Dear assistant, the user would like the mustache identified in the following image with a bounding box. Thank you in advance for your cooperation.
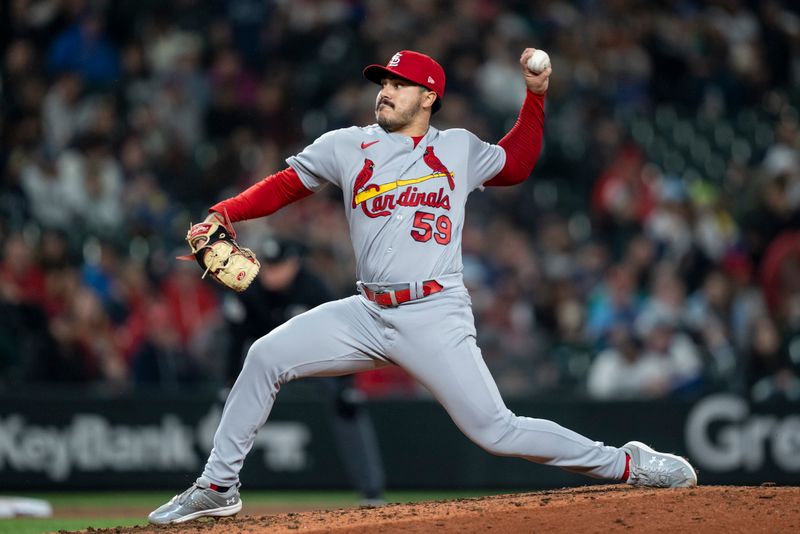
[376,98,394,111]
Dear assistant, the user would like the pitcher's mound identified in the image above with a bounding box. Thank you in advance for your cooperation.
[88,484,799,533]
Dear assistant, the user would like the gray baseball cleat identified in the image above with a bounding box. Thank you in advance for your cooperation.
[148,478,242,524]
[622,441,698,488]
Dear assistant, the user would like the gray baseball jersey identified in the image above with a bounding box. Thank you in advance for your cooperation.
[200,123,628,489]
[287,125,504,283]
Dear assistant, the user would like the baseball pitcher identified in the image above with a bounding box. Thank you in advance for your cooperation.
[150,48,697,525]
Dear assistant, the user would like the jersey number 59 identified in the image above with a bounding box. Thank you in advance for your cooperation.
[411,211,452,245]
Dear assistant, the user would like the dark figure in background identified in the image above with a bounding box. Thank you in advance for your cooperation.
[222,237,385,503]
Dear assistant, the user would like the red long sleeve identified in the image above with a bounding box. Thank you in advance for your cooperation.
[485,90,545,187]
[209,167,313,222]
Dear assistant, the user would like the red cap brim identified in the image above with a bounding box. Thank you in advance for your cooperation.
[363,64,416,86]
[362,65,443,113]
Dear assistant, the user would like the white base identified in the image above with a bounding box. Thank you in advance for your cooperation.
[0,497,53,518]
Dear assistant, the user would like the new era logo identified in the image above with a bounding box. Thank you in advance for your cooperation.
[427,76,435,84]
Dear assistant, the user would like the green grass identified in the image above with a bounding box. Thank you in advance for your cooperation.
[0,489,521,534]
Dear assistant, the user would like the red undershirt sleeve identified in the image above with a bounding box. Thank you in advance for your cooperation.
[485,90,545,187]
[209,167,314,222]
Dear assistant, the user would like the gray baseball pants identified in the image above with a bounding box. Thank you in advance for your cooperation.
[202,278,627,485]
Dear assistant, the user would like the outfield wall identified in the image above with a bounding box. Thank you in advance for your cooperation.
[1,390,798,490]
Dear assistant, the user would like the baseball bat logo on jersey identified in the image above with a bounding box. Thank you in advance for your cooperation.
[351,146,454,218]
[358,183,452,218]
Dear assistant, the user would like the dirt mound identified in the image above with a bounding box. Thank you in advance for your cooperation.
[77,484,799,534]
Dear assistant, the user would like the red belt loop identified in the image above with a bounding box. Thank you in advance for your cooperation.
[362,280,443,307]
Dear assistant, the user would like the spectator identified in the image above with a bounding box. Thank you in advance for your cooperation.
[549,296,593,390]
[0,234,46,307]
[685,269,743,381]
[645,176,693,263]
[47,10,120,86]
[124,170,180,238]
[591,146,656,254]
[587,323,664,399]
[131,300,198,389]
[0,234,52,385]
[19,147,72,228]
[4,40,40,112]
[151,77,205,149]
[690,181,740,262]
[160,260,222,373]
[116,42,153,114]
[746,316,800,402]
[638,315,704,397]
[760,231,800,317]
[60,134,125,235]
[48,286,127,386]
[620,234,657,293]
[41,72,87,152]
[586,264,642,348]
[636,263,688,335]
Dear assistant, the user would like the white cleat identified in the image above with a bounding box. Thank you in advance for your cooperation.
[622,441,698,488]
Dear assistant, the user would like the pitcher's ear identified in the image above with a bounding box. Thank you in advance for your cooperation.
[423,90,437,111]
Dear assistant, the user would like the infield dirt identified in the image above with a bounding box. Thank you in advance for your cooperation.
[69,484,798,533]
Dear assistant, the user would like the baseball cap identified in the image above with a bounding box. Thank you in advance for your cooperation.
[363,50,445,113]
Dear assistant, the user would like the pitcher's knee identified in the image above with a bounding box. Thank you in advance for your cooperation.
[465,412,518,456]
[242,337,284,382]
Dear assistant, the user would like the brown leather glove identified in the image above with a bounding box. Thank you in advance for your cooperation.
[181,216,260,293]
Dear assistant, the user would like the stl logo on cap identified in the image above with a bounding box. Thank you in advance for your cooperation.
[363,50,446,113]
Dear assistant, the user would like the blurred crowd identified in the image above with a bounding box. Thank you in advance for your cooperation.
[2,0,800,402]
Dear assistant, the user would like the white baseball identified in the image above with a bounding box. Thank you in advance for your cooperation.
[526,49,550,74]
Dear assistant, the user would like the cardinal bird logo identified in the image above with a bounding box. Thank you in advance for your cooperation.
[352,158,376,208]
[423,146,454,191]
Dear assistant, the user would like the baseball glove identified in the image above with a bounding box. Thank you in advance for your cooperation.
[179,215,260,292]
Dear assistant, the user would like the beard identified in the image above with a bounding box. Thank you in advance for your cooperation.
[376,98,422,132]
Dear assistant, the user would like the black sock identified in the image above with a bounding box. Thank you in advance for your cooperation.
[209,483,230,492]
